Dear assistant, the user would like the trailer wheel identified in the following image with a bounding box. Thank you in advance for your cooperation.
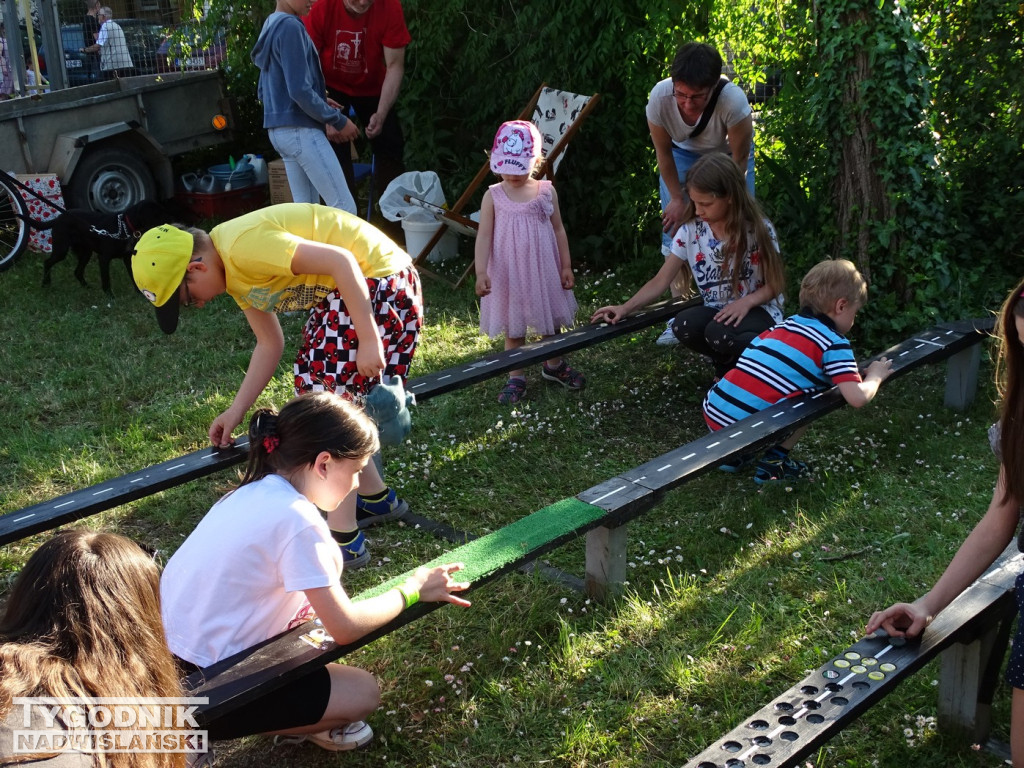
[69,148,157,215]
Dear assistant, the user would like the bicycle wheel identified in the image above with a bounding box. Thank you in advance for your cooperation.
[0,173,30,272]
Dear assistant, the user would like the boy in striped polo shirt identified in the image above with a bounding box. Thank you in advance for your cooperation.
[703,259,894,485]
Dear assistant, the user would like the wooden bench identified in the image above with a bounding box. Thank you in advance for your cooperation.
[682,545,1021,767]
[187,318,994,726]
[0,296,697,546]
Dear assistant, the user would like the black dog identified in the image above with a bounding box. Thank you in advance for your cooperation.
[39,200,179,295]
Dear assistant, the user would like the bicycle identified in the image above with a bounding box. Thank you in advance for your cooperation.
[0,169,32,271]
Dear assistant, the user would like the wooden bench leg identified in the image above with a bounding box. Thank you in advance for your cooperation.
[585,524,627,602]
[938,609,1015,743]
[944,344,981,411]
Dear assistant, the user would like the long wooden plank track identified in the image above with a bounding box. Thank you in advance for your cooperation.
[406,296,697,398]
[0,439,253,545]
[682,546,1022,768]
[188,318,994,722]
[0,297,697,546]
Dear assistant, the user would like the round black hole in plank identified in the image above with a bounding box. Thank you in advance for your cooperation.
[748,720,769,730]
[778,716,796,726]
[753,736,772,746]
[807,713,825,724]
[697,763,718,768]
[723,741,742,753]
[752,755,771,765]
[825,682,843,692]
[800,685,819,695]
[774,702,793,712]
[852,681,870,690]
[803,700,821,710]
[780,731,799,742]
[831,696,849,706]
[726,760,745,768]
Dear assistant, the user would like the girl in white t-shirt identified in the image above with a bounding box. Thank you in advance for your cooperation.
[593,152,786,380]
[160,392,470,753]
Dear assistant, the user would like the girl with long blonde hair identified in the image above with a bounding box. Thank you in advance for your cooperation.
[593,152,786,379]
[0,531,185,768]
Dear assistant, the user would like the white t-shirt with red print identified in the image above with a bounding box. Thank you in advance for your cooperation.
[161,473,342,668]
[669,217,784,323]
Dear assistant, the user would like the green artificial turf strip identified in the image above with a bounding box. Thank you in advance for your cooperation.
[356,496,605,599]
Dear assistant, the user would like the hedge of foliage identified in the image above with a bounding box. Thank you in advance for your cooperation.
[719,0,1023,340]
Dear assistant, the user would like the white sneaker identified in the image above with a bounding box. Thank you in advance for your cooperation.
[655,321,678,346]
[275,721,374,752]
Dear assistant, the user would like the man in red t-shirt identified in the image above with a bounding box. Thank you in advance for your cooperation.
[305,0,410,197]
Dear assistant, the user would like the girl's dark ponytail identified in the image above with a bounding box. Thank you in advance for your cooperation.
[237,393,380,488]
[240,408,280,485]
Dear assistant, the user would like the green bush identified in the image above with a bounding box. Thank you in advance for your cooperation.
[718,0,1023,343]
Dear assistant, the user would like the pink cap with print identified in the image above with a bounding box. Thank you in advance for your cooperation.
[489,120,542,176]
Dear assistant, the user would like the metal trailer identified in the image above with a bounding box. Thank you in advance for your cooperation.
[0,70,232,213]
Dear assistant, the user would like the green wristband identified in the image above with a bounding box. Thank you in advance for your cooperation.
[396,580,419,610]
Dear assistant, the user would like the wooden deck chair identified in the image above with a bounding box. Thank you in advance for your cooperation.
[408,84,600,288]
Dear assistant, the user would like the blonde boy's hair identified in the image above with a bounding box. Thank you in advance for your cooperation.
[798,259,868,314]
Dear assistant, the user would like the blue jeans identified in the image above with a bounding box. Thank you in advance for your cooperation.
[659,144,755,254]
[268,126,357,215]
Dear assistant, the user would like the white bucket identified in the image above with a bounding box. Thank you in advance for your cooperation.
[401,218,458,263]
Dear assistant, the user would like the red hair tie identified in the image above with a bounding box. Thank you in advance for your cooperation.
[263,436,280,453]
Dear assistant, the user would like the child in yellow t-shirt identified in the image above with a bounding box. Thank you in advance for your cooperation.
[132,202,422,568]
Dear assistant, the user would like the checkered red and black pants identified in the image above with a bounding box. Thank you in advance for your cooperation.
[294,266,422,398]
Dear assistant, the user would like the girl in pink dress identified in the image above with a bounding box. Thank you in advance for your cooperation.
[474,120,584,405]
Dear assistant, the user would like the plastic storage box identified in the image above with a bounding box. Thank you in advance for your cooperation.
[176,184,268,220]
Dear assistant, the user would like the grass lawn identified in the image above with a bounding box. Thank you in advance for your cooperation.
[0,237,1012,768]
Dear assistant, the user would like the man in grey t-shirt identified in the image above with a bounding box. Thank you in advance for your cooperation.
[646,42,754,344]
[647,42,754,256]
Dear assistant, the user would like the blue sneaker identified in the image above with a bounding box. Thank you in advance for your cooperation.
[356,487,409,529]
[718,452,755,473]
[754,455,810,485]
[339,530,370,569]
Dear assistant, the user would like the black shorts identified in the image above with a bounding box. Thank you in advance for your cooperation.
[180,659,331,740]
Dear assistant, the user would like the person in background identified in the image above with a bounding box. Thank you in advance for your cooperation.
[81,7,135,79]
[23,53,48,95]
[82,0,101,80]
[304,0,409,196]
[648,41,755,345]
[252,0,360,214]
[0,23,14,97]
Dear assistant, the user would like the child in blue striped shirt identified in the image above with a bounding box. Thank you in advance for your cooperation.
[703,259,893,484]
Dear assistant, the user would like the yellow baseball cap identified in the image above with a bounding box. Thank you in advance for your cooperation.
[132,225,193,334]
